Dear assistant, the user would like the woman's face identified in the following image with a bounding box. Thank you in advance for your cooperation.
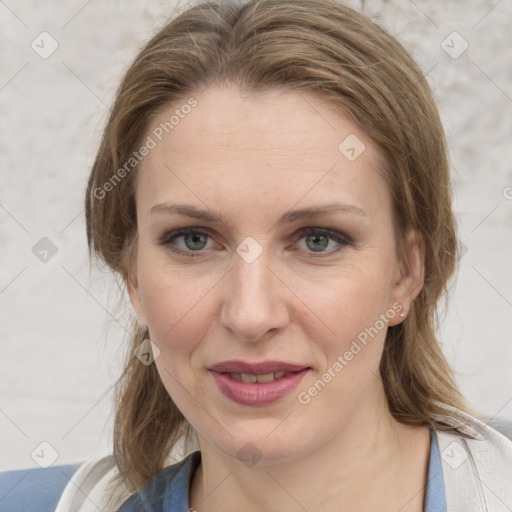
[128,85,424,464]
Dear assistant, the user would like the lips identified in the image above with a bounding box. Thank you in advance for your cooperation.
[208,360,311,405]
[228,371,288,383]
[210,362,311,406]
[209,360,310,374]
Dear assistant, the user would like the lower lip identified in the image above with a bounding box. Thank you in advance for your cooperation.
[210,369,310,406]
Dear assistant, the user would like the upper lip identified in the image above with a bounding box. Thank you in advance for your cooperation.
[209,360,310,374]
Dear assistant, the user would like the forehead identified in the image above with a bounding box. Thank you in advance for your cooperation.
[136,85,390,220]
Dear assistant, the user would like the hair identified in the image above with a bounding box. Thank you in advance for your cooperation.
[85,0,472,496]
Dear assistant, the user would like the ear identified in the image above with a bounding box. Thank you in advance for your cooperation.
[125,252,148,326]
[387,229,425,326]
[127,272,148,326]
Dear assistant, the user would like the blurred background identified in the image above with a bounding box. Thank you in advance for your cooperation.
[1,0,511,471]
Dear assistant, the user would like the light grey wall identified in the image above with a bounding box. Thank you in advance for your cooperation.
[1,0,511,470]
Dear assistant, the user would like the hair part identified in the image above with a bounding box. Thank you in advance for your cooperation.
[85,0,470,494]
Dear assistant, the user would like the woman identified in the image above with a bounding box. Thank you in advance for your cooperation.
[56,0,512,510]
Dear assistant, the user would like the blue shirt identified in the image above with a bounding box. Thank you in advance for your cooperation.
[117,429,447,511]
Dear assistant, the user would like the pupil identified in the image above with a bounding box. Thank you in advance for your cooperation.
[307,233,328,252]
[185,233,207,250]
[183,232,330,252]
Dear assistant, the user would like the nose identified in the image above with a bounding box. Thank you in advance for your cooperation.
[220,246,290,342]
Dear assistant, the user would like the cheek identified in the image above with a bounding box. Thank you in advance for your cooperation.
[139,269,216,407]
[141,278,206,344]
[294,255,396,388]
[136,254,221,357]
[300,259,394,337]
[295,281,392,417]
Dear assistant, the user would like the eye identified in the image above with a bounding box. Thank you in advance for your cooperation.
[292,227,351,257]
[159,227,216,257]
[159,226,351,258]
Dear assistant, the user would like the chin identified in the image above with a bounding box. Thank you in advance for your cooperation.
[204,426,316,468]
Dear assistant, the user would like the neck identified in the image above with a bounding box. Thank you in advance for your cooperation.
[189,382,430,512]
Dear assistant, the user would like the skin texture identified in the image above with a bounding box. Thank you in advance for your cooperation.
[128,85,430,512]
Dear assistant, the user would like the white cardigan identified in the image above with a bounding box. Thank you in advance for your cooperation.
[55,407,512,511]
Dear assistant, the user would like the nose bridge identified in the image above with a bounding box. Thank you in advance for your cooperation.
[220,241,288,341]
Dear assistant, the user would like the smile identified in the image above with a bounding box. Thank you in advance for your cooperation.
[210,368,310,406]
[227,371,289,383]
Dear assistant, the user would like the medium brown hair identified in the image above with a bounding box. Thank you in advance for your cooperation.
[85,0,470,495]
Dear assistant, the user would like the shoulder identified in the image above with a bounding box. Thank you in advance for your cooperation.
[434,405,512,512]
[55,438,200,512]
[0,462,81,512]
[54,455,130,512]
[116,451,201,512]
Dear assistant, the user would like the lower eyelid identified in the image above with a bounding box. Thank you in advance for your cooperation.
[159,228,351,255]
[294,228,351,246]
[161,230,215,252]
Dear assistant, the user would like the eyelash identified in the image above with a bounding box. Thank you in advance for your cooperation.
[159,227,352,259]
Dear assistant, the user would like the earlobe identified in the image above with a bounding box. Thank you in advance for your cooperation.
[402,229,425,300]
[124,235,148,325]
[127,271,147,326]
[389,229,425,325]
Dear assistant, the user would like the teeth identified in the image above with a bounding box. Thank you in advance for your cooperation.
[255,372,276,383]
[228,371,290,383]
[240,373,257,383]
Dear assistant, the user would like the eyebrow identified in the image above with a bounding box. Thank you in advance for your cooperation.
[150,202,367,228]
